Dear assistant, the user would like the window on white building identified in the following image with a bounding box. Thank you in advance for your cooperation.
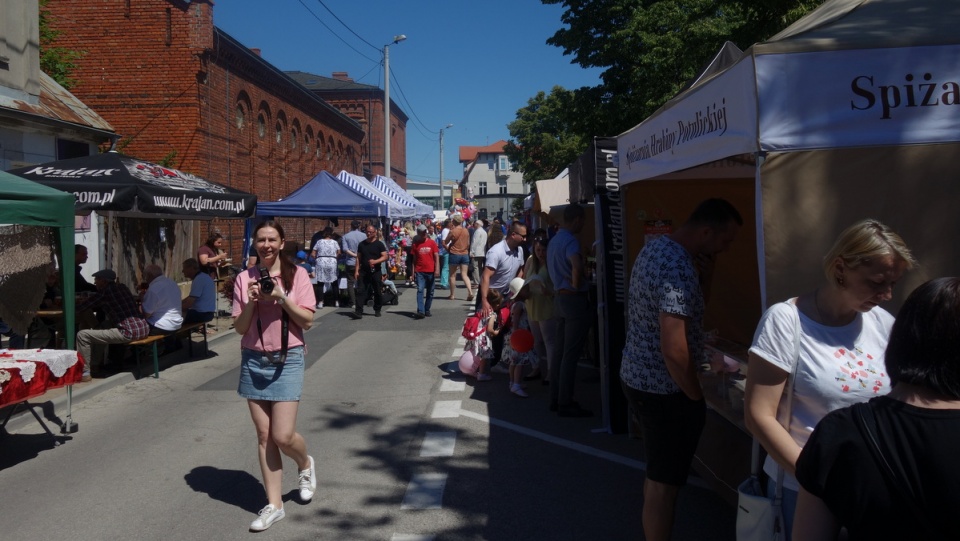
[499,184,507,195]
[479,181,488,195]
[499,156,509,170]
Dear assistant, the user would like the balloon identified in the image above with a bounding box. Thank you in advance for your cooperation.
[458,350,478,376]
[509,329,534,353]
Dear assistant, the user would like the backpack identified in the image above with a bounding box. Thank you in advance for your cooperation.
[461,312,485,340]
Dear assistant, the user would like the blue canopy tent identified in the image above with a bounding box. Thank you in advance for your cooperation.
[244,170,389,266]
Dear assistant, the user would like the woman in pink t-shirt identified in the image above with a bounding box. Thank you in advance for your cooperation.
[232,220,317,532]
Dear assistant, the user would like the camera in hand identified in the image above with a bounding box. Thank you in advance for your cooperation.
[257,266,274,294]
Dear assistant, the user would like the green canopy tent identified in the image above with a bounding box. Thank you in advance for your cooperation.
[0,170,77,350]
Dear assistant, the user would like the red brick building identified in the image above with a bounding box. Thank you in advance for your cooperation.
[287,71,408,186]
[41,0,367,253]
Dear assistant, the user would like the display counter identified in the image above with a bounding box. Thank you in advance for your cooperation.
[0,349,84,439]
[692,337,752,506]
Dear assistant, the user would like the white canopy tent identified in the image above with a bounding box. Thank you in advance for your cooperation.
[372,175,433,216]
[335,170,415,219]
[617,0,960,338]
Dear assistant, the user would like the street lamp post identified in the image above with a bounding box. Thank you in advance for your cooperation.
[383,34,406,179]
[439,123,453,210]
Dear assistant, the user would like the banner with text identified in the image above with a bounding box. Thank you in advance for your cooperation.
[618,57,758,185]
[757,44,960,151]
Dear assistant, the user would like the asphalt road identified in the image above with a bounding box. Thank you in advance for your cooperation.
[1,285,735,540]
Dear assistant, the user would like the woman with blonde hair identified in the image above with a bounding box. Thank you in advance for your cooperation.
[744,219,917,539]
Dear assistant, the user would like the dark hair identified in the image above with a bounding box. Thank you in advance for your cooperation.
[204,231,224,249]
[563,203,585,224]
[510,221,527,235]
[686,198,743,230]
[252,220,295,291]
[322,227,334,239]
[350,220,361,230]
[885,277,960,399]
[487,289,503,309]
[527,236,550,274]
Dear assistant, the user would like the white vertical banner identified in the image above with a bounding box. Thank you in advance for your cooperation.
[757,44,960,151]
[618,57,758,185]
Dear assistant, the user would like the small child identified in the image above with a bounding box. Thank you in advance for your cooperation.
[465,289,505,381]
[500,277,537,397]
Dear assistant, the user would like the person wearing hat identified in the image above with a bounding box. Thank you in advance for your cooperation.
[75,269,149,381]
[411,223,440,318]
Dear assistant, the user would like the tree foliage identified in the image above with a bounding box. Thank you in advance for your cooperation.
[506,0,823,180]
[505,86,588,182]
[39,0,83,89]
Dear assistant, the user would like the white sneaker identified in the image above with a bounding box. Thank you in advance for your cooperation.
[316,302,324,309]
[334,301,339,307]
[510,383,529,398]
[249,504,284,531]
[299,455,317,502]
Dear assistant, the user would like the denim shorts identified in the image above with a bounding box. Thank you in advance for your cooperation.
[237,345,305,402]
[448,254,470,266]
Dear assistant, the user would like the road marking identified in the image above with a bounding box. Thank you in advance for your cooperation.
[400,473,447,509]
[430,400,461,418]
[457,408,647,470]
[438,379,466,392]
[456,336,466,346]
[420,431,457,457]
[391,534,436,541]
[451,348,463,359]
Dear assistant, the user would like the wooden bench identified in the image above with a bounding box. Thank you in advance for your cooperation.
[128,322,209,379]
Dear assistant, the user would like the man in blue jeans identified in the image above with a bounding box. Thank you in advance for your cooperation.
[546,203,593,418]
[411,224,439,319]
[340,220,366,309]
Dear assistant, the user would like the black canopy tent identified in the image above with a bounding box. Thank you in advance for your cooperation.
[7,151,256,219]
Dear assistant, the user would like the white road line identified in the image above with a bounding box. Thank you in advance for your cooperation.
[457,408,647,470]
[391,534,436,541]
[420,431,457,457]
[451,348,463,359]
[456,336,466,346]
[430,400,461,418]
[438,379,466,392]
[400,473,448,509]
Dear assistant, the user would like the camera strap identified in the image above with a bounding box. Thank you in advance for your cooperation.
[255,300,290,364]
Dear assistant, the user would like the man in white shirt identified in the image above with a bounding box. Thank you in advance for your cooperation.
[469,219,487,287]
[141,264,183,336]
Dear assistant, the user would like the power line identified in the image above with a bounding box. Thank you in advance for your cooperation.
[312,0,382,53]
[295,0,379,64]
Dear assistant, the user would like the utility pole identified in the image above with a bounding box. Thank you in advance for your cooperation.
[383,34,406,178]
[439,123,452,210]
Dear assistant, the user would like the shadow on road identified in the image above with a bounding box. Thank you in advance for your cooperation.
[185,466,271,514]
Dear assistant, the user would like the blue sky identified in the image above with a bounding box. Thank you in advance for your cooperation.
[212,0,603,186]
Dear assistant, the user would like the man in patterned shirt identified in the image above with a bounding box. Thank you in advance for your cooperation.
[620,198,741,541]
[76,269,149,381]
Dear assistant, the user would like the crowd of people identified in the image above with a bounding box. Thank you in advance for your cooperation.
[7,201,956,537]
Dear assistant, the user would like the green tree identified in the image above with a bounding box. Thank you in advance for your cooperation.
[504,86,589,182]
[39,0,83,89]
[506,0,823,178]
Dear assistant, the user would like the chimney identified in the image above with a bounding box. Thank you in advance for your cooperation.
[250,48,261,57]
[332,72,353,82]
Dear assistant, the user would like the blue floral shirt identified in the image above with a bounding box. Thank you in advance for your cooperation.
[620,235,705,394]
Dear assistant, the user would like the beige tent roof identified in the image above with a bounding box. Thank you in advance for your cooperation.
[756,0,960,53]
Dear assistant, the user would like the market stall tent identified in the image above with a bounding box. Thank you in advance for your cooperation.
[335,170,414,219]
[0,171,77,349]
[372,175,433,216]
[617,0,960,345]
[255,170,388,219]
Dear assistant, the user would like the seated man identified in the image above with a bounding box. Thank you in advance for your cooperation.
[181,258,216,325]
[141,264,183,336]
[76,269,149,381]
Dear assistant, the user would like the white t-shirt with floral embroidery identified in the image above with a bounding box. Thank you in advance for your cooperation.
[620,235,705,395]
[749,300,894,490]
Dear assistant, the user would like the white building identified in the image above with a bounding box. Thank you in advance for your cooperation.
[458,140,527,222]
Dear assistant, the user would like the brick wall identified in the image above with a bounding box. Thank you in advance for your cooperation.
[43,0,368,260]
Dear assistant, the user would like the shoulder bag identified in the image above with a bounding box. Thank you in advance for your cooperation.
[736,301,801,541]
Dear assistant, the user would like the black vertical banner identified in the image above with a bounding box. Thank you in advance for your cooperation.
[570,137,627,433]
